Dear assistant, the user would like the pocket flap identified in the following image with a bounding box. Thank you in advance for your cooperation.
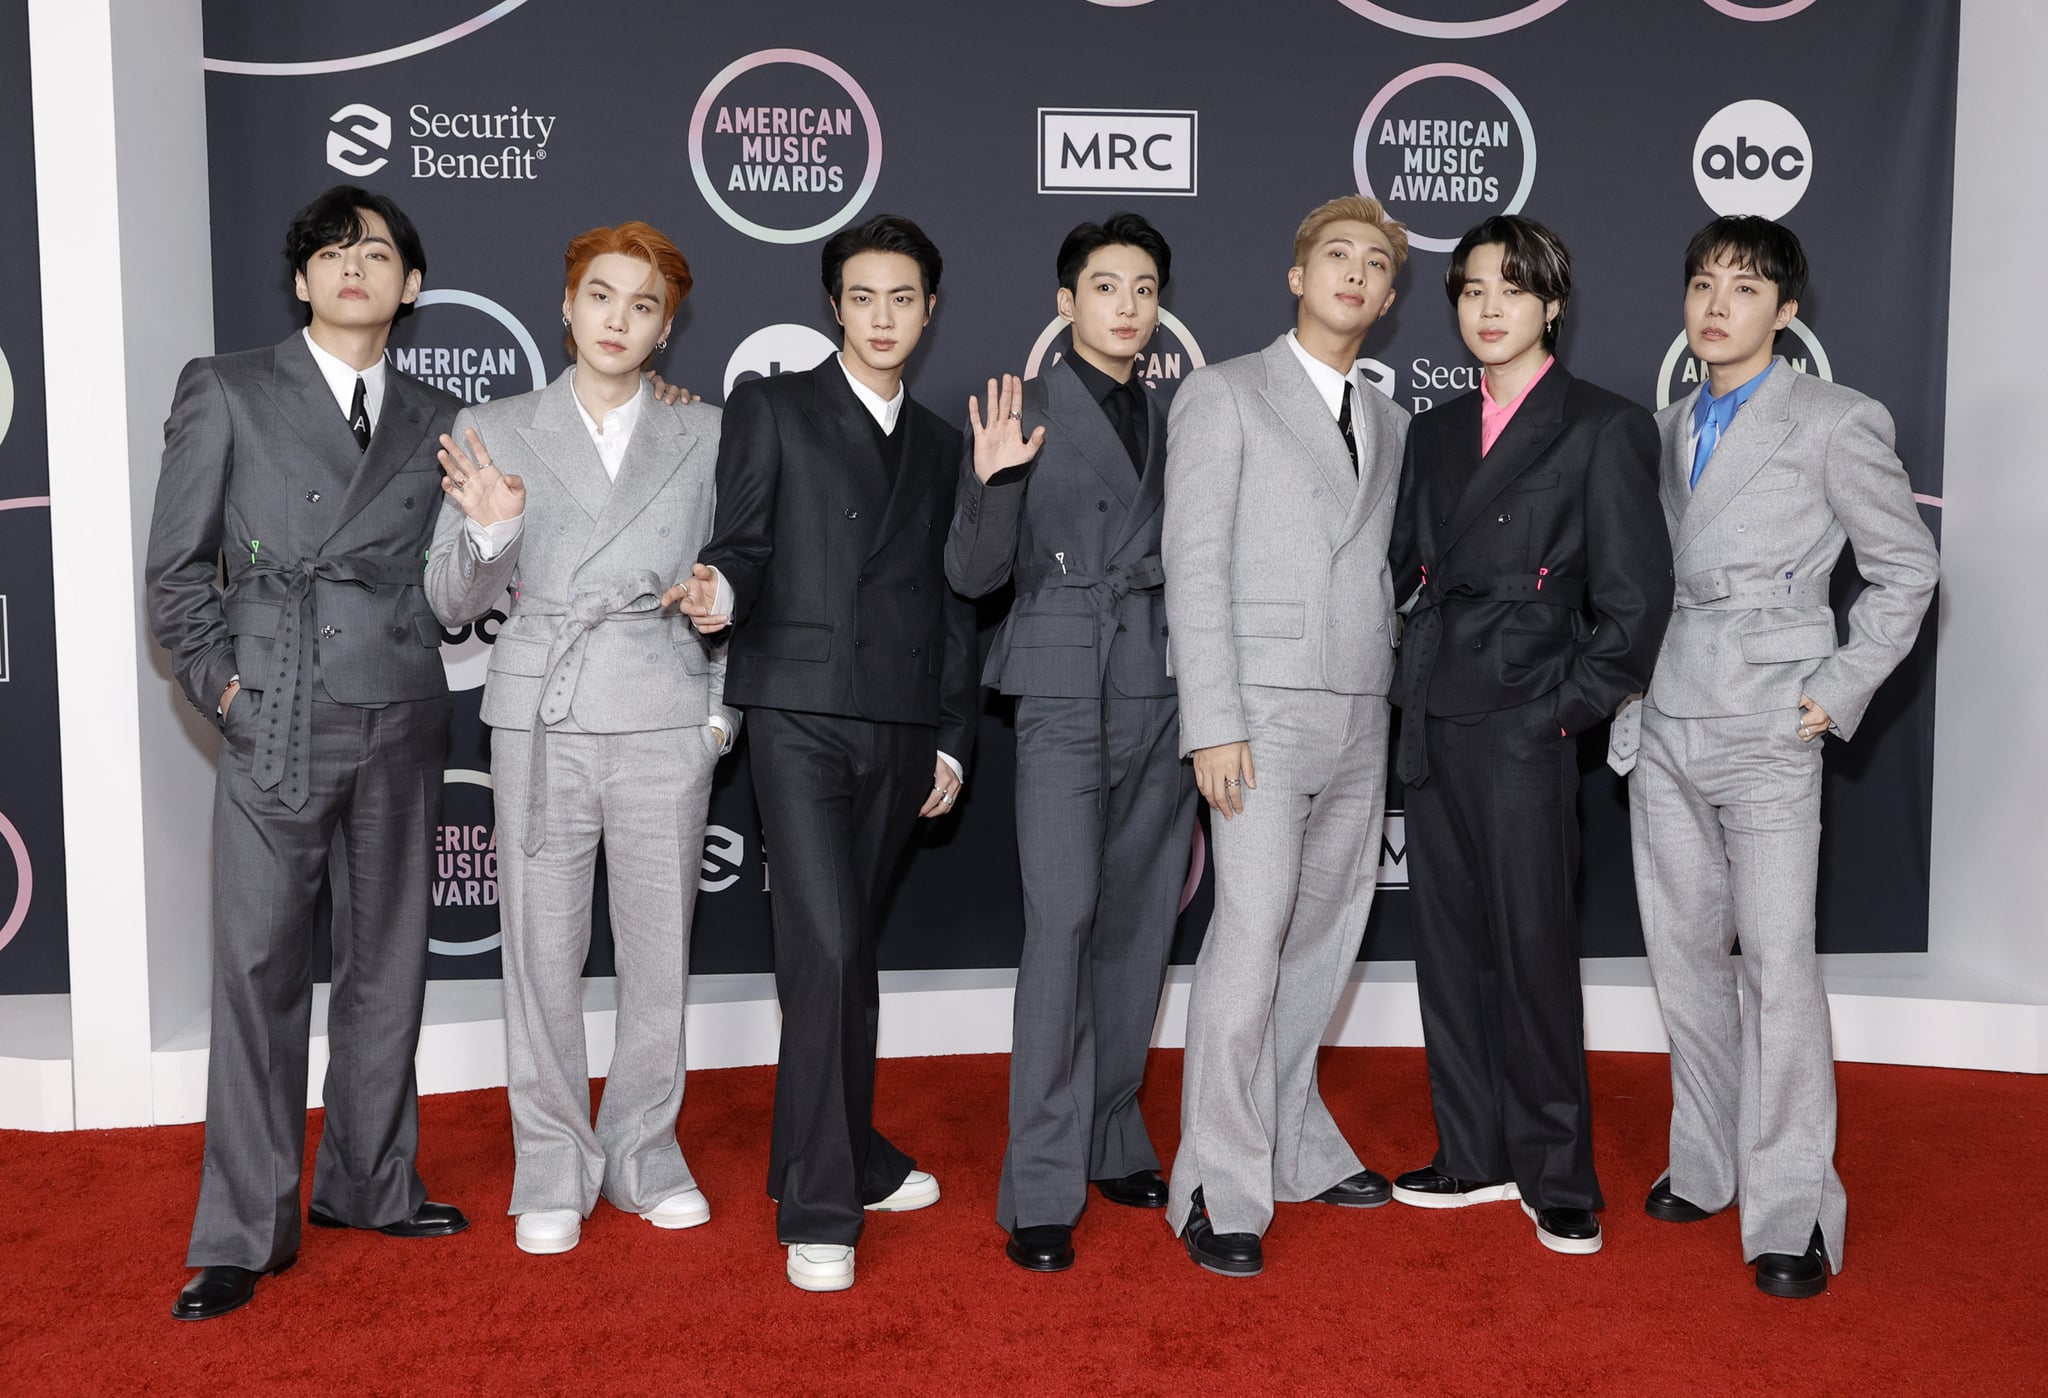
[1011,614,1095,648]
[1500,627,1560,668]
[1508,471,1561,494]
[226,601,281,639]
[751,620,833,663]
[1739,618,1836,664]
[1745,467,1804,493]
[412,613,446,648]
[674,632,712,675]
[489,635,551,677]
[1230,600,1305,639]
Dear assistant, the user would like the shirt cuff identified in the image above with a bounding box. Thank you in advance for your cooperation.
[709,567,735,617]
[937,751,964,785]
[467,513,524,562]
[707,714,732,754]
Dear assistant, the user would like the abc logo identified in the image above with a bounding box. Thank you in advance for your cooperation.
[1693,99,1811,219]
[722,323,839,398]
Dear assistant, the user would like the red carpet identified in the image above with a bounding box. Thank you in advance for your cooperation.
[1,1048,2043,1394]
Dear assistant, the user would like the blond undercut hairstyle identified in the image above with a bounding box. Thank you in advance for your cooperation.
[1292,196,1410,275]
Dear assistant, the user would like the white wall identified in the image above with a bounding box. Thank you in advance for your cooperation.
[1927,0,2048,998]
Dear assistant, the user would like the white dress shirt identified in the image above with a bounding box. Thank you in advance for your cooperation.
[1285,329,1364,424]
[302,328,388,433]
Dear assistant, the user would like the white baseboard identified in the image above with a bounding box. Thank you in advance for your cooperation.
[7,953,2042,1130]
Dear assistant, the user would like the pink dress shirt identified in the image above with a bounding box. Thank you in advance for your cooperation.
[1479,355,1555,456]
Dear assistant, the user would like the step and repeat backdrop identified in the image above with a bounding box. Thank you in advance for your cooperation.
[99,0,1957,992]
[0,0,68,996]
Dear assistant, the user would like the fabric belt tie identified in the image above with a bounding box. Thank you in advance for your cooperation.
[514,570,672,855]
[1395,571,1587,788]
[246,553,427,813]
[1014,554,1165,812]
[1609,573,1834,776]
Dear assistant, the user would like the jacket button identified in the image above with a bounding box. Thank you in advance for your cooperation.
[306,491,321,503]
[910,581,920,592]
[857,574,867,586]
[854,639,868,649]
[659,525,670,537]
[1497,511,1512,524]
[321,626,339,638]
[908,646,920,657]
[403,497,414,509]
[1097,500,1108,512]
[389,625,405,639]
[1471,639,1483,650]
[1438,514,1448,526]
[845,508,860,519]
[1160,624,1169,637]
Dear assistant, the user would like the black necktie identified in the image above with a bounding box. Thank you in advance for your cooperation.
[1336,385,1359,475]
[349,375,371,453]
[1105,379,1148,477]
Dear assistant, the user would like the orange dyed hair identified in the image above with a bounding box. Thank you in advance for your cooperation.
[561,221,693,361]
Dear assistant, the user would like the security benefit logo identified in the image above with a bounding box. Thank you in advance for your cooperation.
[1023,311,1208,408]
[326,101,557,182]
[1354,65,1537,254]
[1038,110,1198,196]
[1656,318,1832,409]
[689,49,882,245]
[1693,100,1811,220]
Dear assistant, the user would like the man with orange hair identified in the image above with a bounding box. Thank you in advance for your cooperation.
[1160,196,1410,1277]
[427,221,736,1257]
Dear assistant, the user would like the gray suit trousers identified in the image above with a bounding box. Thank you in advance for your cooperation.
[998,694,1197,1230]
[1168,687,1390,1238]
[1630,701,1846,1271]
[188,696,446,1270]
[490,724,719,1217]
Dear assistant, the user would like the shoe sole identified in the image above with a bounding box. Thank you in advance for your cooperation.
[1093,1187,1168,1210]
[864,1180,940,1212]
[641,1207,712,1230]
[1005,1244,1076,1273]
[1317,1192,1392,1209]
[1182,1234,1262,1278]
[515,1228,581,1255]
[170,1257,295,1322]
[1644,1198,1714,1223]
[787,1267,856,1292]
[1522,1202,1602,1255]
[1754,1270,1827,1300]
[1392,1181,1520,1209]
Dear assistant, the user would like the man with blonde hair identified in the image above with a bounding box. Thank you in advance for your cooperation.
[1161,196,1410,1277]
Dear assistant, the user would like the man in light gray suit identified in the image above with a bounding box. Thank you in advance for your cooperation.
[425,222,736,1257]
[1610,217,1938,1298]
[947,214,1197,1274]
[147,187,468,1322]
[1161,196,1411,1277]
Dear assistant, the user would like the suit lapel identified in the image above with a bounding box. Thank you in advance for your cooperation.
[261,335,362,508]
[1437,365,1569,556]
[1333,386,1400,549]
[516,370,614,525]
[1672,357,1796,560]
[324,363,434,548]
[1110,383,1168,560]
[1658,386,1701,540]
[803,360,892,507]
[1258,337,1356,506]
[583,392,693,559]
[1046,356,1140,512]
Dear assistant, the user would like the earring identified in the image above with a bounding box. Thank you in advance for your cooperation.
[562,315,569,327]
[656,339,668,351]
[1545,318,1554,336]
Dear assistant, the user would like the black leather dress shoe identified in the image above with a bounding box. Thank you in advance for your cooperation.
[1392,1166,1518,1208]
[1006,1223,1076,1273]
[1093,1169,1168,1209]
[171,1257,294,1321]
[307,1201,470,1238]
[1523,1203,1603,1255]
[1644,1178,1715,1223]
[1182,1187,1263,1277]
[1313,1168,1392,1208]
[1754,1225,1828,1299]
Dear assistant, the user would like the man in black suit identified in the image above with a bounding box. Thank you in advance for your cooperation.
[145,186,469,1321]
[945,214,1197,1274]
[677,215,977,1293]
[1387,216,1672,1256]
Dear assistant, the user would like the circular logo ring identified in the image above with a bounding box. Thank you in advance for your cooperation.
[1024,308,1207,380]
[689,49,883,246]
[1337,0,1571,38]
[0,812,33,953]
[1654,318,1831,410]
[412,290,549,393]
[429,768,502,957]
[0,341,14,447]
[1353,64,1538,254]
[1698,0,1817,19]
[202,1,529,75]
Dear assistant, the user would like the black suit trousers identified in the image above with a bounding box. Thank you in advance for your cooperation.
[1402,704,1602,1212]
[749,707,934,1245]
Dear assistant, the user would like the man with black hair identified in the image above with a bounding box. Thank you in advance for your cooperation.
[945,213,1196,1274]
[1610,215,1937,1297]
[679,214,978,1293]
[1387,214,1670,1258]
[146,185,468,1321]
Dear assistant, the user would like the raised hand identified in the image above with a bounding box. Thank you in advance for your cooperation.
[660,562,730,635]
[436,428,525,525]
[968,374,1046,483]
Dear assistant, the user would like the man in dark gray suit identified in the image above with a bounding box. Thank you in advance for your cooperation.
[146,186,468,1321]
[946,214,1198,1274]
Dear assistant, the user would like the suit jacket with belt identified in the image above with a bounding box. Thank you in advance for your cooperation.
[146,332,459,726]
[423,369,735,737]
[1616,358,1937,754]
[944,355,1172,699]
[697,361,978,763]
[1389,365,1673,740]
[1162,334,1409,756]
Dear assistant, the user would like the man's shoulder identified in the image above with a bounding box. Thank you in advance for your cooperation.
[392,367,465,418]
[1563,375,1653,430]
[1783,365,1880,419]
[187,342,281,384]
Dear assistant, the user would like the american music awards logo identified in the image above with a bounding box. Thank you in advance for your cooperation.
[689,49,882,245]
[1656,319,1832,409]
[390,288,547,408]
[1352,64,1537,254]
[1023,311,1207,409]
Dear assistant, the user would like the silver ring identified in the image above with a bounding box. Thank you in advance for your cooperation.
[941,792,955,803]
[1009,409,1021,420]
[1223,776,1241,786]
[452,477,467,490]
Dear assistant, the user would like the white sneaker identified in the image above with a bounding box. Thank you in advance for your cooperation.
[515,1208,582,1255]
[864,1169,940,1213]
[786,1242,856,1292]
[640,1188,712,1230]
